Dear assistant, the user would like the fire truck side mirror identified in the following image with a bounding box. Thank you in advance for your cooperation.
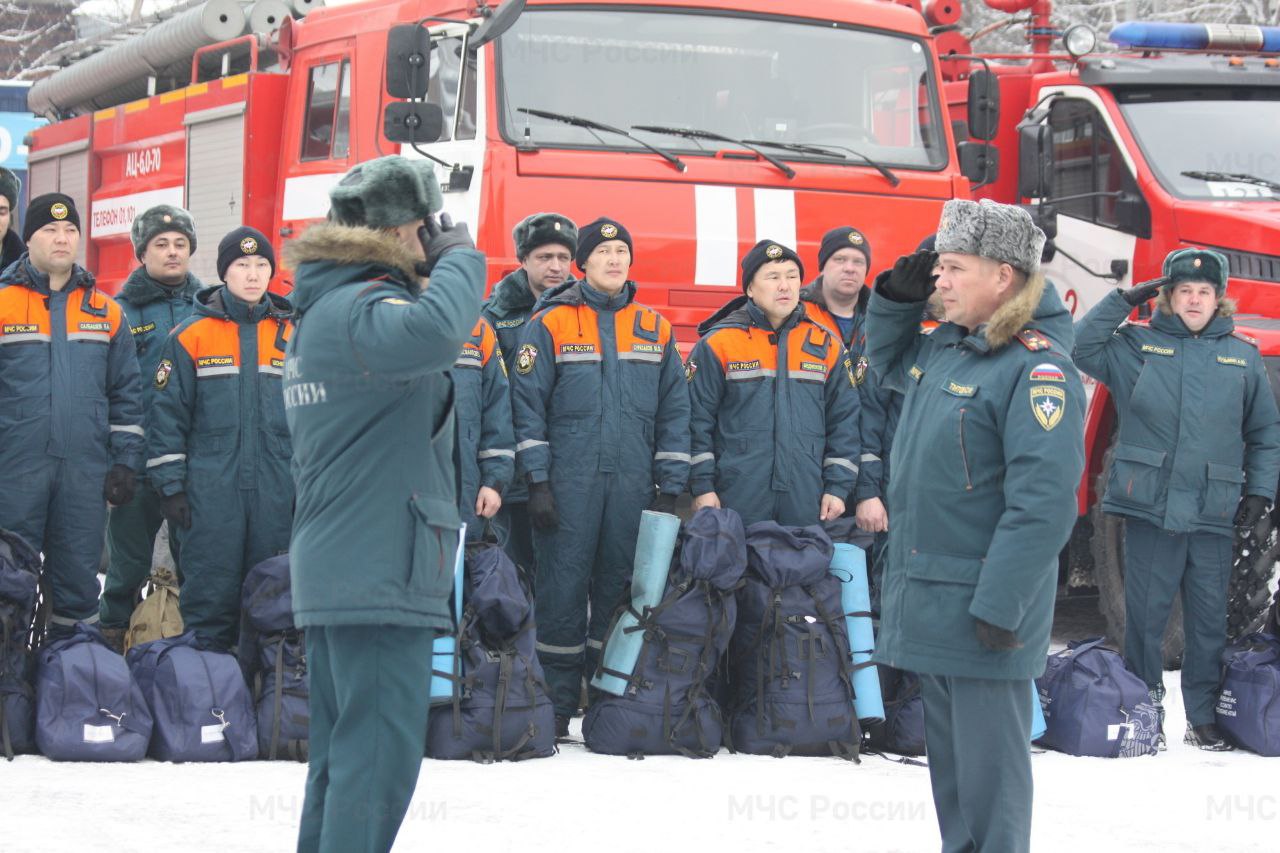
[384,102,445,145]
[1017,122,1052,200]
[470,0,527,49]
[966,70,1000,142]
[958,141,998,187]
[387,24,434,99]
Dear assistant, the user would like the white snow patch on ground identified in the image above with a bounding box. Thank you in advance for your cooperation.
[5,671,1276,852]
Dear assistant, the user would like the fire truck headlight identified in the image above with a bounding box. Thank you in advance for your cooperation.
[1064,25,1098,58]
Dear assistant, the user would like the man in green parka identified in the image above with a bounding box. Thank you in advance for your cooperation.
[283,156,483,853]
[1073,248,1280,751]
[868,199,1084,853]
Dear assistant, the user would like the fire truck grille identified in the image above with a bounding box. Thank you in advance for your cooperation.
[1210,247,1280,285]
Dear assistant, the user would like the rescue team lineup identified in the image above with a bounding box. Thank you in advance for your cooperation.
[1,153,1277,853]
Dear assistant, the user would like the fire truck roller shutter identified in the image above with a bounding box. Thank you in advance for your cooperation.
[27,141,91,267]
[185,103,247,285]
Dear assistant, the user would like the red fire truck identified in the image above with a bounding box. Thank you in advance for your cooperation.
[27,0,992,346]
[934,0,1280,655]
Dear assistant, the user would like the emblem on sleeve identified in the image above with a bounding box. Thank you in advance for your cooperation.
[1030,385,1065,431]
[155,358,173,390]
[685,358,697,382]
[853,356,868,386]
[516,343,538,375]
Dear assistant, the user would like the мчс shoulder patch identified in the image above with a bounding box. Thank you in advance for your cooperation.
[516,343,538,375]
[1030,385,1065,431]
[155,358,173,389]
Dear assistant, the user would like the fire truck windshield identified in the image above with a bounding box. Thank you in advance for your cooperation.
[497,8,947,170]
[1117,87,1280,202]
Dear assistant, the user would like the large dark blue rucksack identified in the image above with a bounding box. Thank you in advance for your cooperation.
[426,542,555,761]
[1036,638,1159,758]
[239,554,308,760]
[725,523,860,758]
[127,631,258,762]
[0,528,40,759]
[584,508,748,757]
[36,623,153,761]
[1216,633,1280,755]
[865,666,925,757]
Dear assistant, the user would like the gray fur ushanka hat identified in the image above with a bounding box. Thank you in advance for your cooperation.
[131,204,197,259]
[935,199,1046,274]
[328,155,443,228]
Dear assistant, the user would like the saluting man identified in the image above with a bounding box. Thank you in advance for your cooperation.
[1073,248,1280,750]
[100,204,203,650]
[688,239,860,526]
[146,227,293,652]
[0,193,143,639]
[869,199,1084,853]
[511,216,690,737]
[482,212,577,567]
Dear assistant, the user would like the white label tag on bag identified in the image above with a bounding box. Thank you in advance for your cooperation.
[83,724,116,743]
[1106,723,1131,741]
[201,724,226,744]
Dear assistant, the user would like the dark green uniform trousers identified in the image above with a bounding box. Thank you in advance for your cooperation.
[1122,518,1232,726]
[496,500,535,577]
[920,674,1033,853]
[299,625,435,853]
[100,485,175,627]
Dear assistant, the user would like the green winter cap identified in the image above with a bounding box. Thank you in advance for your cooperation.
[1161,247,1228,296]
[131,204,197,259]
[0,167,20,213]
[328,155,443,229]
[513,212,577,260]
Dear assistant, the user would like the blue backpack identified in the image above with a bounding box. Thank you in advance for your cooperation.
[725,523,860,758]
[1036,638,1159,758]
[127,631,257,762]
[1216,633,1280,755]
[866,666,926,757]
[426,542,555,761]
[584,508,748,758]
[36,623,152,761]
[0,528,40,759]
[239,554,308,760]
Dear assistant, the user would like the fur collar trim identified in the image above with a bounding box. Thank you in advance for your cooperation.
[284,223,419,281]
[983,273,1045,349]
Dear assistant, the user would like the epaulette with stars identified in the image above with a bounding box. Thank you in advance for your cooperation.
[1016,329,1052,351]
[1232,330,1259,346]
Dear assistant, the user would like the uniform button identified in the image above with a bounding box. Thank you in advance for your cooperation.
[910,548,918,555]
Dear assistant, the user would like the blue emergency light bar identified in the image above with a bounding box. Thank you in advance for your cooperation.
[1110,21,1280,52]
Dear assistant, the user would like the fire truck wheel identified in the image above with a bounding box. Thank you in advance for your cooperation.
[1227,507,1280,642]
[1090,442,1185,669]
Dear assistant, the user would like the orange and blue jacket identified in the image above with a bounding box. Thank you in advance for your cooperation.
[451,317,514,510]
[0,256,143,471]
[688,297,861,516]
[511,280,690,493]
[147,285,293,497]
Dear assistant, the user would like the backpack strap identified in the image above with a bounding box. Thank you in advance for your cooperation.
[269,637,286,760]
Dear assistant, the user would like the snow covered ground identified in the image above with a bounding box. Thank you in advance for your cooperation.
[6,669,1276,853]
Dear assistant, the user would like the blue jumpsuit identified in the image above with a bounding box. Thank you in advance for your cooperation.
[451,317,514,538]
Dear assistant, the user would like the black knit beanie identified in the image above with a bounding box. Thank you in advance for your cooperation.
[741,239,804,293]
[575,217,633,271]
[217,226,275,281]
[817,226,871,270]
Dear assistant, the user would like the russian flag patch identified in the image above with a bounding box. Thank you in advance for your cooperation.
[1029,363,1067,383]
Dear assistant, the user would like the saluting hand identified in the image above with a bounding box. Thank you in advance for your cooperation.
[1122,277,1166,307]
[874,250,939,304]
[819,494,846,522]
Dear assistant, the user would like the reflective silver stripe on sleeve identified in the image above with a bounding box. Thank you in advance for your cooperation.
[451,357,481,369]
[618,351,663,363]
[787,369,827,383]
[860,453,881,463]
[50,612,97,626]
[0,333,52,344]
[195,366,241,378]
[516,439,549,453]
[109,424,145,436]
[258,365,284,376]
[691,452,715,465]
[654,451,692,463]
[66,332,111,343]
[823,457,858,474]
[586,638,603,650]
[555,352,603,364]
[146,453,187,469]
[536,641,586,656]
[726,367,777,381]
[478,448,516,459]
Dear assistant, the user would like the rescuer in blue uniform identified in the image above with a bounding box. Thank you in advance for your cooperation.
[452,316,514,537]
[511,217,690,736]
[1073,248,1280,751]
[0,193,143,638]
[869,199,1084,853]
[100,205,203,649]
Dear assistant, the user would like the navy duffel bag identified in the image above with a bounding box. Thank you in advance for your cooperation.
[1216,633,1280,756]
[1036,638,1159,758]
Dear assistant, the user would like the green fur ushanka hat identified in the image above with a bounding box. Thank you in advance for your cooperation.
[131,204,197,259]
[1162,247,1229,296]
[328,156,443,229]
[513,212,577,260]
[0,167,20,213]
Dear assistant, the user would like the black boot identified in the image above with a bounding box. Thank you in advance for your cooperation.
[1184,722,1234,751]
[555,715,570,739]
[1148,686,1166,751]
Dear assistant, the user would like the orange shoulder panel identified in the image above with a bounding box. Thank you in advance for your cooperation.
[706,326,778,374]
[178,316,241,365]
[0,285,51,335]
[539,303,603,353]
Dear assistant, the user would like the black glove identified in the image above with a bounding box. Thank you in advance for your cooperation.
[1122,278,1165,306]
[527,481,559,531]
[417,212,475,276]
[103,464,136,506]
[874,250,939,304]
[649,492,677,515]
[1234,494,1270,530]
[975,618,1023,651]
[160,492,192,530]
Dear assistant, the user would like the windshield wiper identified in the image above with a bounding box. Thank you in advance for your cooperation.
[741,138,901,187]
[516,108,686,173]
[1181,170,1280,193]
[632,124,795,179]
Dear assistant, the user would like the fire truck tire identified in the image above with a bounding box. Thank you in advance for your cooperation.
[1227,508,1280,641]
[1090,443,1185,669]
